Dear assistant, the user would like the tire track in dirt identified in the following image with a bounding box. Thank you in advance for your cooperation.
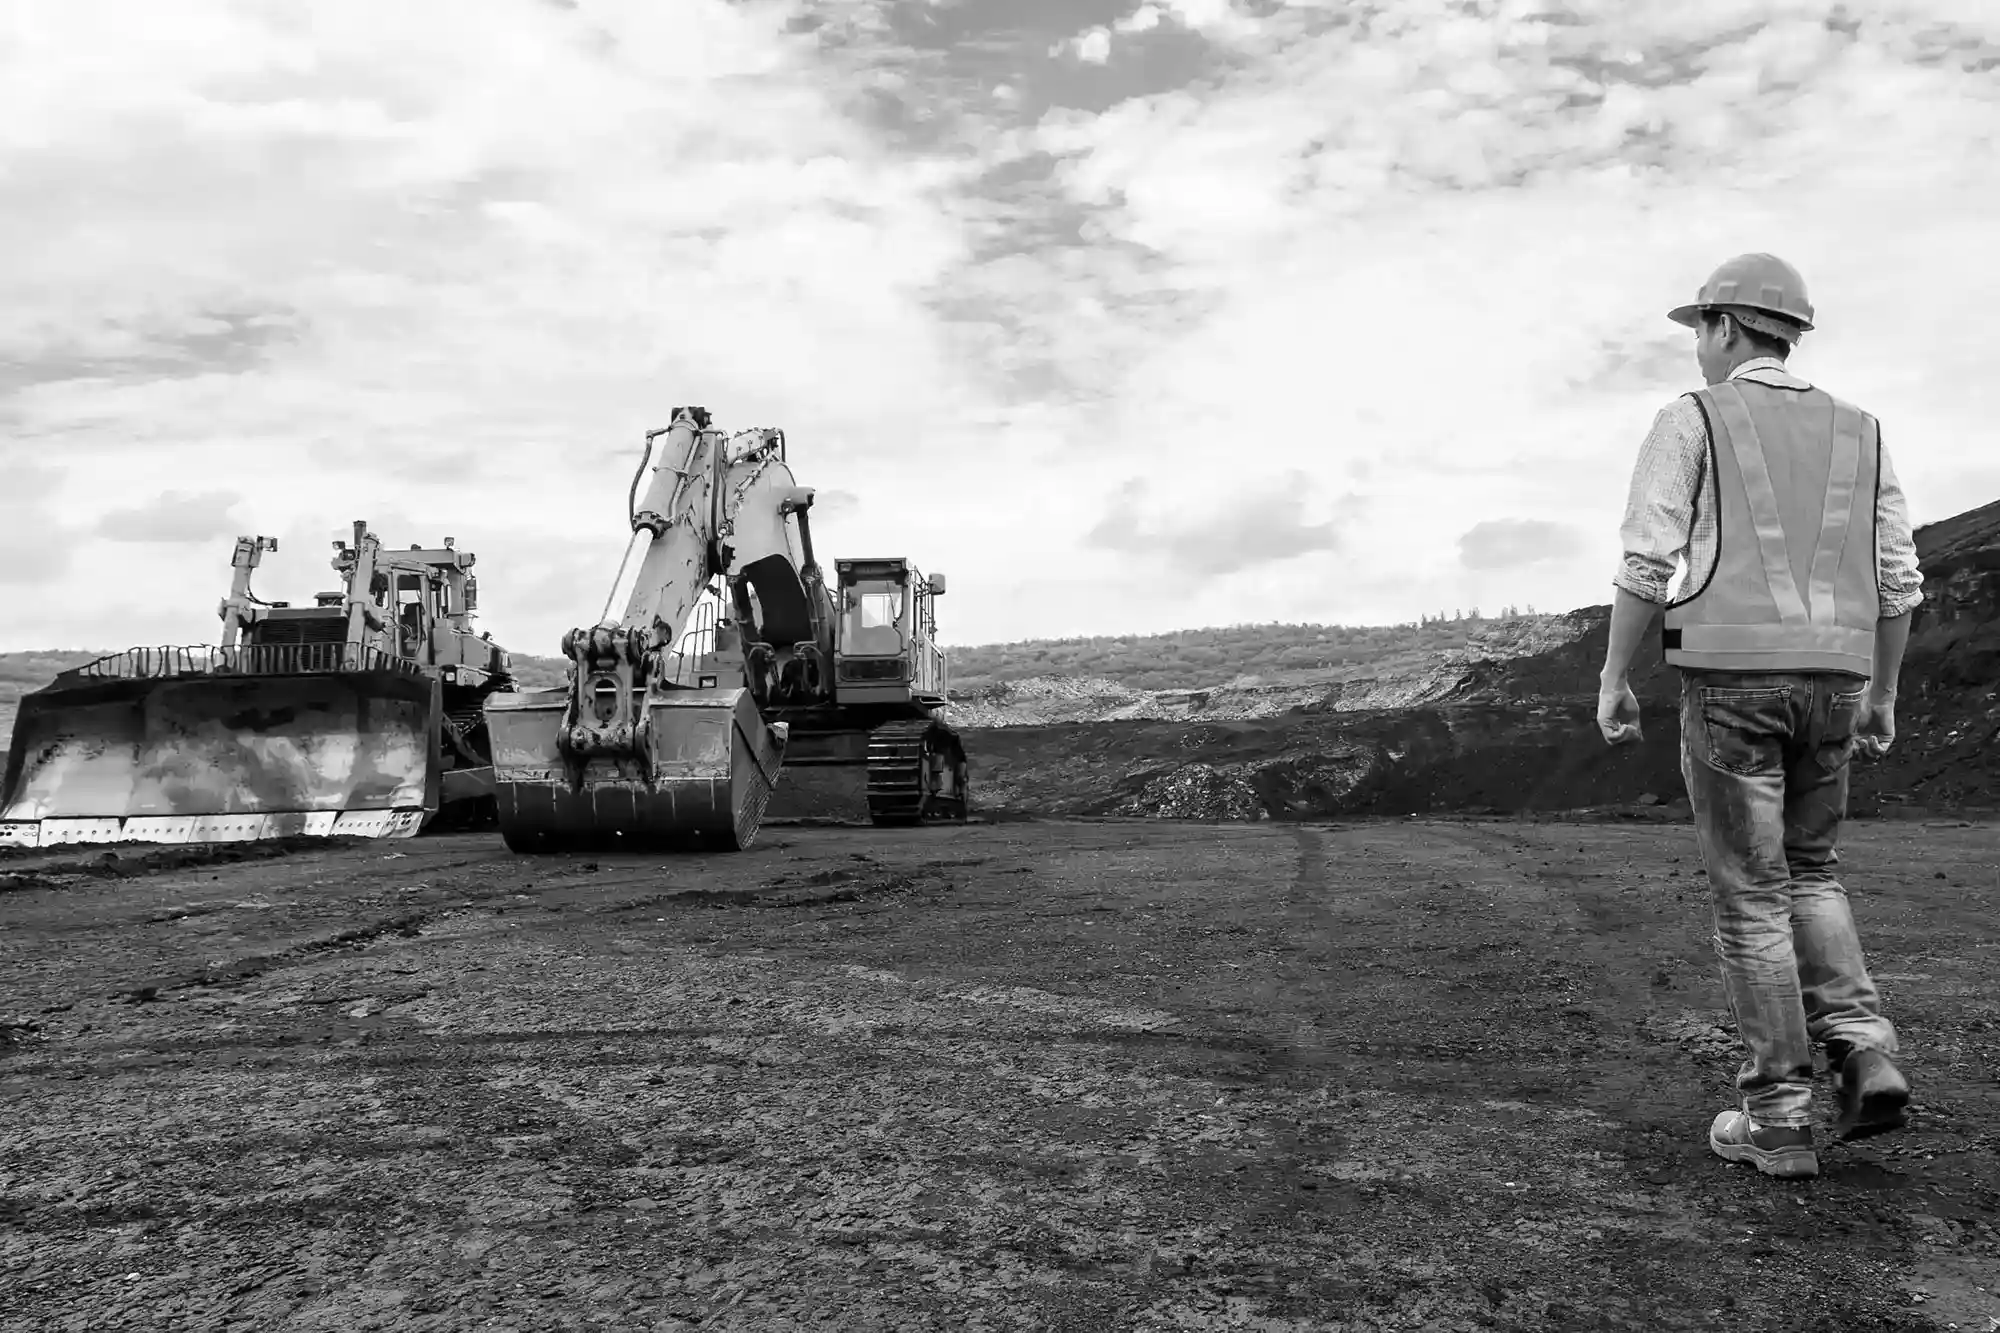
[1271,822,1559,1076]
[0,837,344,893]
[1257,825,1331,1078]
[0,846,531,1027]
[122,907,445,1001]
[0,831,851,1025]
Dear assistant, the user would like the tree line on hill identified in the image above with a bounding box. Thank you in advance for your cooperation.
[944,610,1556,692]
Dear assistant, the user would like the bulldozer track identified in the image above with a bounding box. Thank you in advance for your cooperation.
[865,719,969,827]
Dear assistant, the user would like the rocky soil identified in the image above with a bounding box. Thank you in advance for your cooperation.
[945,616,1590,730]
[4,818,1997,1332]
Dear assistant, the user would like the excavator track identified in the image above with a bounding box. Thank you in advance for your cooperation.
[865,718,969,827]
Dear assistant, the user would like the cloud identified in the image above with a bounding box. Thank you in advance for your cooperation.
[810,488,863,518]
[1575,332,1695,394]
[1086,471,1352,578]
[1057,0,1255,65]
[1457,519,1589,572]
[3,0,1997,655]
[97,490,247,544]
[0,303,305,396]
[1071,29,1112,64]
[0,465,75,588]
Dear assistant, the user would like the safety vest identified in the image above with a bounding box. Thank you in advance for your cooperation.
[1663,367,1881,674]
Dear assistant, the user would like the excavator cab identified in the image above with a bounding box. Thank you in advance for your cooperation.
[833,560,948,706]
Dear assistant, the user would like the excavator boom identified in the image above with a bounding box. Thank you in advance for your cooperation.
[484,407,799,852]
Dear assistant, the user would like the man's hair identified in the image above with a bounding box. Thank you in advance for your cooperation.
[1700,307,1794,361]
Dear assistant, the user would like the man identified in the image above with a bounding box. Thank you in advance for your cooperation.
[1596,253,1924,1181]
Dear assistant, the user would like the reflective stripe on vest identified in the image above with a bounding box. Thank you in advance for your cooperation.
[1662,376,1881,675]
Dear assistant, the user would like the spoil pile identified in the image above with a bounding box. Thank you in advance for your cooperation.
[948,614,1594,730]
[1112,763,1267,820]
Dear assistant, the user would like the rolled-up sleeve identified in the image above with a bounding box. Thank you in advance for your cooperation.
[1874,436,1925,616]
[1613,399,1706,605]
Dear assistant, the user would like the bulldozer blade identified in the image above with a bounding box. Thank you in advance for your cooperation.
[0,671,442,850]
[486,686,786,853]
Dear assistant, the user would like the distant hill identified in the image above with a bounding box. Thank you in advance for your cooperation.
[506,655,569,690]
[0,651,106,747]
[945,613,1588,727]
[503,616,1551,698]
[496,616,1553,696]
[945,611,1549,692]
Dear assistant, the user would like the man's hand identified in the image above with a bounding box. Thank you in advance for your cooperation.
[1853,693,1896,761]
[1598,679,1643,746]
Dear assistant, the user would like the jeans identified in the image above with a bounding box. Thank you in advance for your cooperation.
[1677,669,1899,1127]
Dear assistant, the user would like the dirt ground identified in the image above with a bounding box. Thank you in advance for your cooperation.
[3,815,1997,1333]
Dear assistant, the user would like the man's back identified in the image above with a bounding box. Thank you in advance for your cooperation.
[1598,254,1920,1180]
[1612,358,1923,649]
[1662,364,1886,677]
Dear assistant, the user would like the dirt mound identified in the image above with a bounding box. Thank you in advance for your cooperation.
[1873,497,2000,807]
[1112,762,1267,820]
[945,675,1150,727]
[965,702,1693,823]
[1441,605,1676,705]
[953,616,1600,729]
[1245,747,1388,815]
[948,673,1345,727]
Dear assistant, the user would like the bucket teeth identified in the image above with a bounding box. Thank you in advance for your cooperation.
[485,686,785,853]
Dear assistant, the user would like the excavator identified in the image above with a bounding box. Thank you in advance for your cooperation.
[0,523,514,848]
[483,405,967,853]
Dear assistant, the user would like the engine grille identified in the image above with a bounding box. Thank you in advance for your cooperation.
[247,616,349,646]
[838,657,906,682]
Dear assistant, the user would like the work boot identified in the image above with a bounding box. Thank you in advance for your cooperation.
[1709,1110,1818,1178]
[1832,1047,1910,1141]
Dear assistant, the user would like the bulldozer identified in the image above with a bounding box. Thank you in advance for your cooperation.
[483,405,967,853]
[0,522,515,849]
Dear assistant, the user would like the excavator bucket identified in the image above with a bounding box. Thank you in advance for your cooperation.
[0,648,441,849]
[485,686,785,852]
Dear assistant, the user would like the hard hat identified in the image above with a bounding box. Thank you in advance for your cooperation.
[1668,252,1815,341]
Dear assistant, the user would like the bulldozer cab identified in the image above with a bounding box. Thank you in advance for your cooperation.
[393,570,438,660]
[833,559,948,705]
[366,540,491,678]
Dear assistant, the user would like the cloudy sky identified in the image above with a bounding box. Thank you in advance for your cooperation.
[3,0,1996,656]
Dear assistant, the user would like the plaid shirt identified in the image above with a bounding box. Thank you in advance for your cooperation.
[1614,358,1925,616]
